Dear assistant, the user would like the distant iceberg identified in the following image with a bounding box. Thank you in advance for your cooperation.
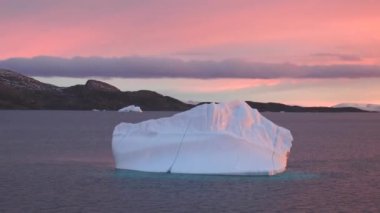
[118,105,143,112]
[112,101,293,175]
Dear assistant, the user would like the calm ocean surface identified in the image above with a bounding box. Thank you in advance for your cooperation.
[0,111,379,212]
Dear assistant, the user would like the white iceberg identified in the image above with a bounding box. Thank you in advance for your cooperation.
[118,105,143,112]
[112,101,293,175]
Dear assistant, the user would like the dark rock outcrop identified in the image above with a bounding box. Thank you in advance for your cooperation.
[85,80,120,92]
[0,69,58,91]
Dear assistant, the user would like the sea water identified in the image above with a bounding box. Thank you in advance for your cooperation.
[0,111,379,212]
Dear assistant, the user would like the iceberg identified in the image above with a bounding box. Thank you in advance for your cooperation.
[112,101,293,175]
[118,105,143,112]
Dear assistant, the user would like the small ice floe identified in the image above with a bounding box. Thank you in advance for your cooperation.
[112,101,293,175]
[118,105,143,113]
[92,109,107,112]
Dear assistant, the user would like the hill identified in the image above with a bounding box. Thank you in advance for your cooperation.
[0,69,191,111]
[333,103,380,112]
[0,69,370,112]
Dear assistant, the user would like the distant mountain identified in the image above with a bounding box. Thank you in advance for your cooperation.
[333,103,380,112]
[246,101,367,112]
[0,69,371,112]
[0,69,191,111]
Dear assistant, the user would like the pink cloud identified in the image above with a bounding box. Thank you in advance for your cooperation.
[1,0,380,64]
[177,79,282,93]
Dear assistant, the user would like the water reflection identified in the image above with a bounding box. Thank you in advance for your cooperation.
[113,169,319,182]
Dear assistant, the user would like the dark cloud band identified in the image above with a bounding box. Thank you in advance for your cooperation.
[1,56,379,79]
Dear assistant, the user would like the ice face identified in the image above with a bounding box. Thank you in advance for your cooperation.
[112,101,293,175]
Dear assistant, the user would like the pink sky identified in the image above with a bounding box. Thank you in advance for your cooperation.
[1,0,380,105]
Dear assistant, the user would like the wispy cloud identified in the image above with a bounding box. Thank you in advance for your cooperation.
[310,53,362,61]
[1,56,380,79]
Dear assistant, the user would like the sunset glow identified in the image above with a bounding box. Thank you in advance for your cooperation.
[1,0,380,105]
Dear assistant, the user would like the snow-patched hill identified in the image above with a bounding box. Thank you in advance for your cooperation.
[333,103,380,112]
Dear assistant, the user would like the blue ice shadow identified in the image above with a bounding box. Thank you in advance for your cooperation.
[113,169,319,182]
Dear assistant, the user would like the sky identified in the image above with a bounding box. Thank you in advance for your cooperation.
[1,0,380,106]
